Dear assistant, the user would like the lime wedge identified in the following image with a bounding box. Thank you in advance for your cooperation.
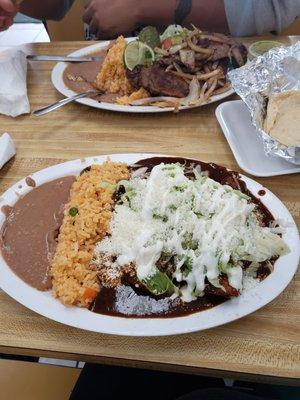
[139,26,160,49]
[124,41,155,71]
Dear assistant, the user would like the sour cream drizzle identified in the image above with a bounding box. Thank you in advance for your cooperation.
[94,163,289,302]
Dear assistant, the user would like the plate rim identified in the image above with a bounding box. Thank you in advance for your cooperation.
[51,39,235,114]
[0,153,299,337]
[215,100,300,177]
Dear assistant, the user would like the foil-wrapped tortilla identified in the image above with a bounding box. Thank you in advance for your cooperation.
[228,41,300,165]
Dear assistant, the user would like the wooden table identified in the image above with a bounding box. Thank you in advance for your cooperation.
[0,40,299,384]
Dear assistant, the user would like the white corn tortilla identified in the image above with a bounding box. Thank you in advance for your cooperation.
[264,90,300,147]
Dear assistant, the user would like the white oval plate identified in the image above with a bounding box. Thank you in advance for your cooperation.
[0,154,299,336]
[51,39,235,113]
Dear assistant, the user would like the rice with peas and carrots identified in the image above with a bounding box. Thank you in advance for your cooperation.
[50,161,129,307]
[94,36,134,96]
[93,36,149,104]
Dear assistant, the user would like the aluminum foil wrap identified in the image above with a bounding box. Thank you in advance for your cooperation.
[228,41,300,165]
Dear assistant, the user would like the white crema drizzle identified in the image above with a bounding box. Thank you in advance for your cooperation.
[94,163,289,302]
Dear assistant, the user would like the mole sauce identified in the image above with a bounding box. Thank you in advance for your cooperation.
[91,285,225,318]
[25,177,36,187]
[258,189,266,196]
[91,157,276,319]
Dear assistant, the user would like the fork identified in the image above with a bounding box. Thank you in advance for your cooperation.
[32,90,100,116]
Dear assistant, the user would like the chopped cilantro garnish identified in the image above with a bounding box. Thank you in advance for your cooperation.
[181,232,198,250]
[172,185,187,192]
[162,164,177,171]
[168,204,177,212]
[194,211,203,218]
[153,213,168,223]
[181,256,193,277]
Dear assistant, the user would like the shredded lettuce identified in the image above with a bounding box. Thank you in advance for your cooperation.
[160,24,190,43]
[138,26,160,49]
[244,229,290,262]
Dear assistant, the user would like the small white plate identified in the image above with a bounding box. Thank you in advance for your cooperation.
[0,153,299,336]
[216,100,300,177]
[51,39,235,113]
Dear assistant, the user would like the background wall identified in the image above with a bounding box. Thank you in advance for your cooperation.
[47,0,84,41]
[281,18,300,35]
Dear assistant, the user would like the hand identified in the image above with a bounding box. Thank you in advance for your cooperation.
[0,0,18,32]
[83,0,143,39]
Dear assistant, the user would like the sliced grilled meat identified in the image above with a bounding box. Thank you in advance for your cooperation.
[127,62,189,98]
[217,58,231,75]
[126,65,143,89]
[197,38,210,48]
[196,33,247,67]
[209,42,231,61]
[231,44,248,67]
[156,55,180,67]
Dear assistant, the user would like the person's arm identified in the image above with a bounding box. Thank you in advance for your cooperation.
[20,0,75,21]
[83,0,229,39]
[224,0,300,36]
[0,0,18,31]
[142,0,228,32]
[183,0,229,33]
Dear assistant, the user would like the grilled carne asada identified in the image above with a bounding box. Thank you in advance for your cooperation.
[127,62,190,98]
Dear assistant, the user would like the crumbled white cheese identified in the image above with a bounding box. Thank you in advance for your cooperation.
[94,163,289,302]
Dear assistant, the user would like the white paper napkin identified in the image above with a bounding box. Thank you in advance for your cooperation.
[0,49,30,117]
[0,133,16,169]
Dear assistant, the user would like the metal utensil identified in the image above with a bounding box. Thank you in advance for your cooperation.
[32,90,100,116]
[27,55,102,63]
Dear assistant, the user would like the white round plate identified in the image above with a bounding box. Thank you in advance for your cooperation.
[0,154,299,336]
[51,39,235,113]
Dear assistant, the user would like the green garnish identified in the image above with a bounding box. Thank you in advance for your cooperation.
[195,176,208,187]
[124,40,155,71]
[99,181,117,190]
[233,190,250,200]
[181,233,198,250]
[153,213,168,223]
[143,271,174,296]
[168,204,177,212]
[69,207,78,217]
[172,184,187,192]
[217,262,233,274]
[181,256,193,277]
[162,165,176,171]
[171,33,184,45]
[160,24,190,42]
[126,189,136,198]
[138,26,160,49]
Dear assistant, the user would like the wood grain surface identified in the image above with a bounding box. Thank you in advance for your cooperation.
[0,40,299,381]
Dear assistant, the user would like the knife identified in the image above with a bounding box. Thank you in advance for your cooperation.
[27,55,102,63]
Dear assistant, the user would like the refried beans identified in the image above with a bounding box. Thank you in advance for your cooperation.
[62,49,120,103]
[0,176,75,290]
